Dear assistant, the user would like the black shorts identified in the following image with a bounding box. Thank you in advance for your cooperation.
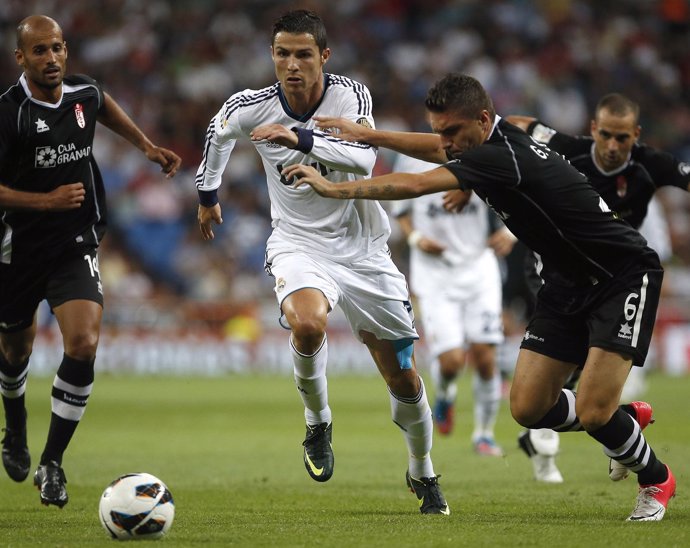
[520,254,663,367]
[0,246,103,333]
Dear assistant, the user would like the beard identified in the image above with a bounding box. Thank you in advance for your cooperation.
[38,77,63,89]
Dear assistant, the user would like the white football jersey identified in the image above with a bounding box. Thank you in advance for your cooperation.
[391,155,500,296]
[195,74,390,262]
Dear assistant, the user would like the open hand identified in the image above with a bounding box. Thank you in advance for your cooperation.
[313,116,372,143]
[281,164,336,196]
[250,124,298,148]
[198,203,223,240]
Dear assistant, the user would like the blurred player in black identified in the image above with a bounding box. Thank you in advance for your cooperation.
[506,94,690,483]
[508,94,690,229]
[0,15,180,507]
[283,73,676,522]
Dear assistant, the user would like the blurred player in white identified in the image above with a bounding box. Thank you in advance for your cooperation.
[392,154,516,456]
[194,10,448,514]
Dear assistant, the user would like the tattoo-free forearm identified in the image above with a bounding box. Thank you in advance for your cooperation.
[364,130,446,164]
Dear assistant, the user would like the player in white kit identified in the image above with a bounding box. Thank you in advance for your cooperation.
[392,155,515,456]
[194,10,448,514]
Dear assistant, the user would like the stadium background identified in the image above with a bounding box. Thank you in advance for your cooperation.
[1,0,689,376]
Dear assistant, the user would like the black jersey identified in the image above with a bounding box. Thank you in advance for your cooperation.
[443,117,654,288]
[525,120,690,229]
[0,74,107,264]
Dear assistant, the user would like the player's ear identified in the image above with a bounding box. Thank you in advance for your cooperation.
[590,119,597,136]
[480,109,491,132]
[321,47,331,65]
[633,124,641,142]
[14,48,24,68]
[63,41,68,60]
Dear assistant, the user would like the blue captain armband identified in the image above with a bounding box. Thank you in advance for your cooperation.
[393,338,415,370]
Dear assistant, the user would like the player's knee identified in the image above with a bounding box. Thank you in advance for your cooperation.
[63,332,99,361]
[290,319,326,354]
[387,371,421,400]
[510,396,543,427]
[0,343,33,368]
[576,406,615,432]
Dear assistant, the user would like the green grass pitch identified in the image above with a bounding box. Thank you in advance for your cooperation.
[1,371,688,546]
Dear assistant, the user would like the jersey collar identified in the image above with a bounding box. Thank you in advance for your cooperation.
[19,73,64,109]
[277,74,329,122]
[589,142,631,176]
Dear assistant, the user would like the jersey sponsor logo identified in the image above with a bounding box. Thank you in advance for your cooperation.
[618,322,633,340]
[74,103,86,128]
[426,201,478,218]
[679,162,690,176]
[35,146,57,168]
[35,118,50,133]
[277,162,329,185]
[34,143,92,168]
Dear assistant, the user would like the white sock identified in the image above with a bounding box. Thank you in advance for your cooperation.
[472,370,501,441]
[390,377,435,479]
[291,335,331,425]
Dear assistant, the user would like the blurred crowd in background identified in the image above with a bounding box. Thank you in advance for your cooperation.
[1,0,689,369]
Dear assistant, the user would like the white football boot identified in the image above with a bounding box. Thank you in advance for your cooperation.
[518,428,563,484]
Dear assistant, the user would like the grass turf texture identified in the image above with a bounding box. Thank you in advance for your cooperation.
[1,371,688,547]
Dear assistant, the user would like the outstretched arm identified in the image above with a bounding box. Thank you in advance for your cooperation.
[313,116,447,164]
[504,115,536,132]
[250,122,376,175]
[98,93,181,178]
[282,163,459,200]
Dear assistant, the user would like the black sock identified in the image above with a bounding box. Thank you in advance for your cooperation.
[527,390,583,431]
[0,354,29,430]
[588,408,667,485]
[40,354,95,466]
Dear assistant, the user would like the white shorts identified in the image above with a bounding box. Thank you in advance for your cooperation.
[416,258,503,357]
[266,248,418,343]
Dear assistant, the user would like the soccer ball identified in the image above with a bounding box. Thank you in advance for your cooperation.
[99,473,175,540]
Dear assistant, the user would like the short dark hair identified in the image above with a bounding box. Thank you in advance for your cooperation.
[595,93,640,124]
[272,9,327,52]
[425,73,495,119]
